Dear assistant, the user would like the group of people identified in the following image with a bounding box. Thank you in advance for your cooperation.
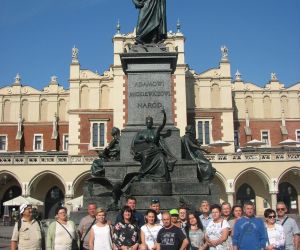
[10,197,300,250]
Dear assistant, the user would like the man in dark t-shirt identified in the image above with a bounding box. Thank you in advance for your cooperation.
[156,212,189,250]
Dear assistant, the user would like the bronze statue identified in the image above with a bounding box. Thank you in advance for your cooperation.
[132,0,167,44]
[91,127,120,177]
[181,125,216,182]
[89,172,139,211]
[131,109,176,182]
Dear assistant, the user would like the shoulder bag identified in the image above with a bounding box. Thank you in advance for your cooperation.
[57,220,79,250]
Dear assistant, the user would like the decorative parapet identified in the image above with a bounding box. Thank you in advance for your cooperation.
[0,152,300,165]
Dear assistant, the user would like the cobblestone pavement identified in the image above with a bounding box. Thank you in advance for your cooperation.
[0,225,13,249]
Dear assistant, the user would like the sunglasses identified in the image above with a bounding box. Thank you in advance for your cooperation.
[151,199,160,203]
[276,208,285,211]
[268,215,276,219]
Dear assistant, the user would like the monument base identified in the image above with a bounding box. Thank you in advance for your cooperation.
[130,182,172,196]
[77,160,219,221]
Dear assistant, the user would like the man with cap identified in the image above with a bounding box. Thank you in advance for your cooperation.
[169,209,182,228]
[11,204,43,250]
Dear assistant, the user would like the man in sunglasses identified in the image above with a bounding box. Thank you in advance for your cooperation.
[276,202,300,250]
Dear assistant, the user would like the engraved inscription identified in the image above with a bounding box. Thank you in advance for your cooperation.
[129,91,170,97]
[137,102,163,109]
[134,81,164,88]
[130,80,171,109]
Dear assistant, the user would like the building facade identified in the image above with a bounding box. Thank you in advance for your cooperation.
[1,31,300,217]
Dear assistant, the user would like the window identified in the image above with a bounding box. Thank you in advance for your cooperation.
[234,130,240,149]
[63,134,69,151]
[296,130,300,145]
[34,134,43,151]
[90,121,106,149]
[0,135,7,151]
[261,130,270,147]
[196,119,212,145]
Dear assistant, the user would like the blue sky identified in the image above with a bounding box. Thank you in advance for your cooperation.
[0,0,299,89]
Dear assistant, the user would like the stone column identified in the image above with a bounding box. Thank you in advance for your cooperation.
[270,192,278,210]
[22,182,29,197]
[64,182,74,214]
[227,192,234,206]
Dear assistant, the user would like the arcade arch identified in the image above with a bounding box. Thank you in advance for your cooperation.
[277,167,300,213]
[73,171,90,198]
[212,172,227,203]
[234,168,270,215]
[0,172,22,217]
[29,171,65,218]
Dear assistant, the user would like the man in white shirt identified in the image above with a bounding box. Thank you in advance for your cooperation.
[11,204,43,250]
[276,202,300,250]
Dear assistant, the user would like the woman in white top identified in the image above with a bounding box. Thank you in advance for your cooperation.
[89,208,112,250]
[46,206,78,250]
[205,204,230,250]
[264,208,285,250]
[140,209,162,250]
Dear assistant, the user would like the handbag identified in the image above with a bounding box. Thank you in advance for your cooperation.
[57,220,79,250]
[71,239,79,250]
[221,220,233,250]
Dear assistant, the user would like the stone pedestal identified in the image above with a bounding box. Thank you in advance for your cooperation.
[130,182,172,196]
[120,49,181,161]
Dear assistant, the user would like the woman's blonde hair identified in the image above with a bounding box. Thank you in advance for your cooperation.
[96,207,106,215]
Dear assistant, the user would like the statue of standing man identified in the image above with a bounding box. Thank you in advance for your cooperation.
[132,0,167,44]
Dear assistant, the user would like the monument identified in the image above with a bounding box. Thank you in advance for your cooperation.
[81,1,219,216]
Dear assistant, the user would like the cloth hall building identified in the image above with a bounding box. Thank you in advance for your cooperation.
[1,31,300,218]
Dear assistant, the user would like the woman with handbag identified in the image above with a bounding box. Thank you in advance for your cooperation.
[264,208,285,250]
[184,211,205,250]
[46,206,79,250]
[204,204,231,250]
[140,209,162,250]
[89,208,112,250]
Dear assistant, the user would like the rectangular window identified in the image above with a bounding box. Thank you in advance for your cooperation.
[296,130,300,142]
[91,121,106,149]
[0,135,7,151]
[296,130,300,146]
[196,119,212,145]
[63,134,69,151]
[261,130,270,147]
[234,130,240,149]
[34,134,43,151]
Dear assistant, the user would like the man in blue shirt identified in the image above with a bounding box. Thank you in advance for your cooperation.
[115,196,145,228]
[233,201,267,250]
[198,200,212,230]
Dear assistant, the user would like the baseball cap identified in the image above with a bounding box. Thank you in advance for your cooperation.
[20,204,31,214]
[169,209,179,216]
